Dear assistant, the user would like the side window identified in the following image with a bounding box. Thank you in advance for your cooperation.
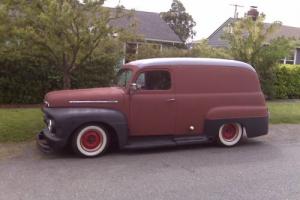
[116,69,132,87]
[136,70,171,90]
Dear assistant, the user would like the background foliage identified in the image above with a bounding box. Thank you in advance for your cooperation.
[0,0,299,104]
[222,14,293,98]
[274,65,300,99]
[131,40,231,60]
[160,0,196,43]
[0,0,132,103]
[0,56,118,104]
[7,0,133,89]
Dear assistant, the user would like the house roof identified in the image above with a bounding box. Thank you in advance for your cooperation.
[266,23,300,40]
[207,18,300,48]
[207,18,234,48]
[208,18,234,41]
[109,9,182,44]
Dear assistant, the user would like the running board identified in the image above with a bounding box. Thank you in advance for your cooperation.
[174,135,209,145]
[123,135,209,150]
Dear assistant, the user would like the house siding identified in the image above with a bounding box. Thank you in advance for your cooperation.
[296,48,300,65]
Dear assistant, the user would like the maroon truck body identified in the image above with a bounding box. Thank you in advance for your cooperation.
[37,58,268,157]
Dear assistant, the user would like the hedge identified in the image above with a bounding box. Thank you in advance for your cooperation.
[274,64,300,99]
[0,58,61,104]
[0,57,116,104]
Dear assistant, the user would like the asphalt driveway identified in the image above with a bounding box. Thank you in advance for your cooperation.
[0,124,300,200]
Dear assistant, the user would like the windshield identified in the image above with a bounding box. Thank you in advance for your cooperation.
[115,69,133,87]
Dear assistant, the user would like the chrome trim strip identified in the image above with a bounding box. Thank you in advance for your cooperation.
[69,100,119,104]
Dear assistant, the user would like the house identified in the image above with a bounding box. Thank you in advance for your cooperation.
[207,17,300,65]
[110,9,183,62]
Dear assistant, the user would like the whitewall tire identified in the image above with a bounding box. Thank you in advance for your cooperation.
[218,123,243,147]
[72,125,108,157]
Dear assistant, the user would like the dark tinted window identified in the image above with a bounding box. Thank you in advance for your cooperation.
[136,70,171,90]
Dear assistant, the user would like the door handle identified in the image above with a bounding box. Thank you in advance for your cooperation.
[166,98,176,102]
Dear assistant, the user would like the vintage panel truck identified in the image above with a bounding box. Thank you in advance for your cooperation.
[37,58,268,157]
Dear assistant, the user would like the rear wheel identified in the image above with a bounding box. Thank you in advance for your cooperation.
[217,123,242,147]
[72,125,109,157]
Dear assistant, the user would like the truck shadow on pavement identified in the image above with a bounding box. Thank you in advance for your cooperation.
[29,136,282,169]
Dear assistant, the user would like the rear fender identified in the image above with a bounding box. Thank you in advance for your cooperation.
[206,106,268,120]
[204,106,268,138]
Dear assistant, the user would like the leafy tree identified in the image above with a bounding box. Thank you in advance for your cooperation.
[7,0,133,89]
[222,14,293,98]
[160,0,196,43]
[0,2,12,58]
[133,40,231,60]
[0,4,6,46]
[129,43,183,60]
[190,40,231,59]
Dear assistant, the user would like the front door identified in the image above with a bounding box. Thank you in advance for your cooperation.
[130,69,176,136]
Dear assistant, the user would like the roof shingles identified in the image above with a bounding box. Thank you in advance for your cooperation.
[110,9,182,44]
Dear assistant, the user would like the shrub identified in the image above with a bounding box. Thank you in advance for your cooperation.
[0,58,61,104]
[0,57,117,104]
[273,64,300,99]
[72,58,117,89]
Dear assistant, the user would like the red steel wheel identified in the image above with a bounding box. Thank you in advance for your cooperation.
[218,123,242,147]
[80,130,103,151]
[73,125,108,157]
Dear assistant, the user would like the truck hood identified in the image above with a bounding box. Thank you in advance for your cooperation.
[44,87,125,108]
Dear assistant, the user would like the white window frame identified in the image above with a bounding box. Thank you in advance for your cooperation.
[282,49,296,65]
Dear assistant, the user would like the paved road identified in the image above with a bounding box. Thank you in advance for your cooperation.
[1,125,300,200]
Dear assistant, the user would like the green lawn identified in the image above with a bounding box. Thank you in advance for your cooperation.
[268,101,300,124]
[0,108,44,142]
[0,101,300,142]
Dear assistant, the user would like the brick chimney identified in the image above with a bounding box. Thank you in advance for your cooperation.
[247,6,259,20]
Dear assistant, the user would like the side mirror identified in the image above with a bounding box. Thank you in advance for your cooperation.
[130,83,138,91]
[129,83,142,94]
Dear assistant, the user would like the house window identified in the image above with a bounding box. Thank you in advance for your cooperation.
[126,43,138,55]
[281,50,296,65]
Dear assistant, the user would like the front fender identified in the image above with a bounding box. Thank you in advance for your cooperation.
[43,107,128,148]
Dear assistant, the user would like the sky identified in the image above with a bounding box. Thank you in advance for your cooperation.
[104,0,300,40]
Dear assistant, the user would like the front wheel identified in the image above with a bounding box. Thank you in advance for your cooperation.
[72,125,109,157]
[217,123,243,147]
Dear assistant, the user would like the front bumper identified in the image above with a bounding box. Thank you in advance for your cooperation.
[36,128,66,153]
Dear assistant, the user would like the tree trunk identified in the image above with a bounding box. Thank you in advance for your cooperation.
[63,70,71,89]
